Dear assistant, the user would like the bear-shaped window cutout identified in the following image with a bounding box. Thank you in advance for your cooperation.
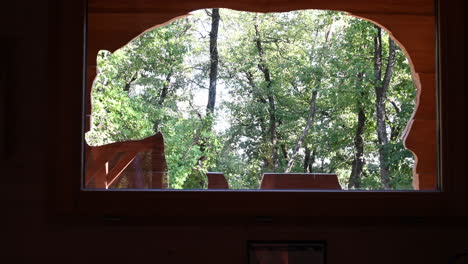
[84,8,435,191]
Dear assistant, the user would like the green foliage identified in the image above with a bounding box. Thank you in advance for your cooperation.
[86,9,416,190]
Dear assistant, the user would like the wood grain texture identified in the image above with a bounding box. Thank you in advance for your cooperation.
[207,172,230,189]
[260,173,342,190]
[89,0,434,15]
[85,132,168,189]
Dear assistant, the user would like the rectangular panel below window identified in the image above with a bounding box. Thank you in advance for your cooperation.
[248,241,325,264]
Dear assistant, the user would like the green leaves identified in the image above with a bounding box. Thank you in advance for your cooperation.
[86,8,415,190]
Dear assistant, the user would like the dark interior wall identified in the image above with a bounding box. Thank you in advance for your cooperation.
[2,1,467,263]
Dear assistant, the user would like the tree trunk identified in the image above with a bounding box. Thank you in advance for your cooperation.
[190,8,221,188]
[244,70,274,168]
[303,147,311,172]
[123,72,138,92]
[157,68,173,105]
[254,22,278,171]
[348,72,366,189]
[309,148,316,172]
[153,69,173,132]
[388,100,402,141]
[206,8,220,115]
[280,143,289,163]
[348,106,366,189]
[285,90,318,172]
[373,26,396,190]
[284,27,331,173]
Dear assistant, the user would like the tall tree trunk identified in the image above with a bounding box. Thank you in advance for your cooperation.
[191,8,221,188]
[277,119,289,165]
[303,147,311,172]
[309,148,316,172]
[153,69,173,132]
[303,148,317,173]
[348,106,366,189]
[348,72,366,189]
[245,70,273,169]
[373,26,396,190]
[245,71,268,104]
[388,100,402,141]
[206,8,220,115]
[254,22,278,171]
[280,143,289,163]
[284,27,331,173]
[285,90,318,172]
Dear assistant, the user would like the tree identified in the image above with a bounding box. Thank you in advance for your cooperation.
[373,25,396,190]
[206,8,220,115]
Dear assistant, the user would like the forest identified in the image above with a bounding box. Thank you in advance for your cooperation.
[85,8,416,190]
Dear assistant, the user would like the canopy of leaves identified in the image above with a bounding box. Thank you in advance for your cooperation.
[86,9,415,190]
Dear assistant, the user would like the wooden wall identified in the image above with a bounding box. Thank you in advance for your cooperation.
[2,0,467,263]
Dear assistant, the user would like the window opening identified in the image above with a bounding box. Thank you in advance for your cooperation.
[84,8,433,191]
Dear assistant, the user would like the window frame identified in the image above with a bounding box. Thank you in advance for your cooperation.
[50,0,467,221]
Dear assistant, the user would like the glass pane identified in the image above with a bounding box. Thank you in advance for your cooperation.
[248,242,325,264]
[84,8,436,191]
